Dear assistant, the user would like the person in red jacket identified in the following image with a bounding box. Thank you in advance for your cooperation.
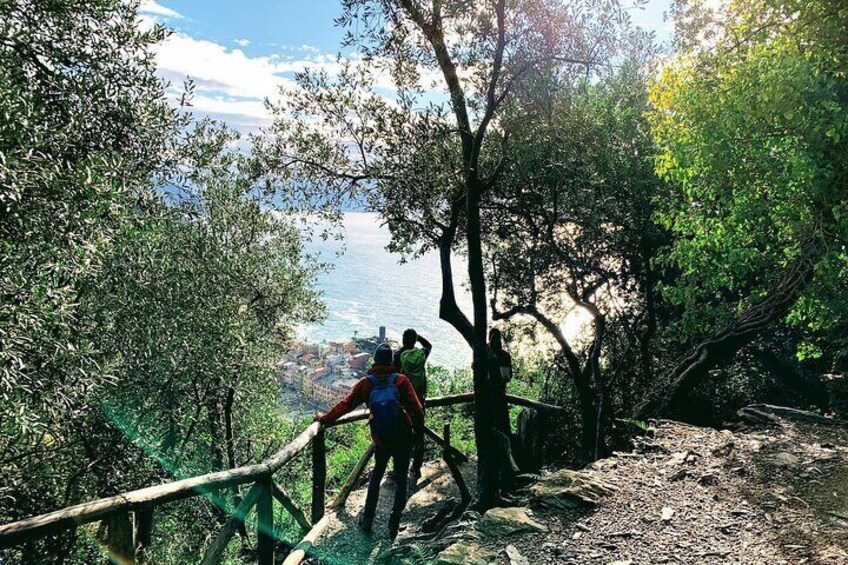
[315,343,423,540]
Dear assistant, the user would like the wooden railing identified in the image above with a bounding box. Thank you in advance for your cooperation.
[0,393,561,564]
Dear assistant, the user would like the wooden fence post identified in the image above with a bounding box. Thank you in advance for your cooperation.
[133,506,153,562]
[516,408,545,473]
[102,511,134,564]
[257,477,275,565]
[311,429,326,524]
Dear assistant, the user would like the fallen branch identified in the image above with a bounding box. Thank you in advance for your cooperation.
[739,404,847,427]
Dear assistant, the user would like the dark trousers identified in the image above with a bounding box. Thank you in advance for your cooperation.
[492,381,510,435]
[411,385,427,478]
[411,406,425,478]
[492,380,515,490]
[362,442,412,525]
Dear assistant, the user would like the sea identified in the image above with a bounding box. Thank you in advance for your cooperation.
[301,212,473,369]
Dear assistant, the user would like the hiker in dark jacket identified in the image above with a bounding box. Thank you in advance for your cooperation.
[393,328,432,484]
[489,327,516,490]
[489,328,513,436]
[316,343,423,540]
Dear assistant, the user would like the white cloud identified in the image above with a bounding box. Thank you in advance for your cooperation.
[152,33,351,132]
[234,38,251,47]
[139,0,183,20]
[188,94,271,127]
[150,29,445,132]
[154,33,296,101]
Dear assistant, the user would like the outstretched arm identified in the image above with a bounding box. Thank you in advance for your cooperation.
[318,380,368,425]
[417,334,433,357]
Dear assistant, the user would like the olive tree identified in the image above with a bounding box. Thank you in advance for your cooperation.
[486,60,663,460]
[1,2,324,561]
[258,0,648,506]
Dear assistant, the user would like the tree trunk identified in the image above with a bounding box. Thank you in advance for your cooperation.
[398,0,507,511]
[438,230,473,346]
[435,191,501,509]
[634,245,818,419]
[256,477,275,565]
[207,392,224,474]
[223,386,249,542]
[530,308,598,460]
[224,386,237,471]
[638,264,657,390]
[575,378,598,461]
[206,388,230,527]
[466,179,500,510]
[582,304,607,459]
[101,512,134,564]
[134,507,153,562]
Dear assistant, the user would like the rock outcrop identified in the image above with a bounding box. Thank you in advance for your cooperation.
[476,507,548,537]
[529,468,617,509]
[435,541,495,565]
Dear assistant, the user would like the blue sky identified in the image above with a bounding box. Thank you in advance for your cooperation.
[139,0,674,133]
[144,0,347,54]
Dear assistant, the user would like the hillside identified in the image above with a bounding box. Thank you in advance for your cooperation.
[501,415,848,565]
[305,410,848,564]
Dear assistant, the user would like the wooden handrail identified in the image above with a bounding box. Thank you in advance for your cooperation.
[0,422,321,548]
[505,394,565,412]
[281,513,333,565]
[0,392,555,551]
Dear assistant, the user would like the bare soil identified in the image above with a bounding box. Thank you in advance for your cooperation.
[305,416,848,564]
[307,459,477,564]
[498,418,848,565]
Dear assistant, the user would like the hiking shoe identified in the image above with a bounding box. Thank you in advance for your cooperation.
[358,514,373,535]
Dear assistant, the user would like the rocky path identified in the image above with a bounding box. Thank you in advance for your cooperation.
[431,417,848,565]
[305,458,477,564]
[302,413,848,564]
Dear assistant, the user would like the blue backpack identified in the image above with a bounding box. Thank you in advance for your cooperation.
[366,374,406,441]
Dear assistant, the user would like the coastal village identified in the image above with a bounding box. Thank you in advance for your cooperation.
[277,327,386,408]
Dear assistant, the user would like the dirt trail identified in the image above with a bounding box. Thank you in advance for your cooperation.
[306,459,476,564]
[303,414,848,564]
[504,418,848,564]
